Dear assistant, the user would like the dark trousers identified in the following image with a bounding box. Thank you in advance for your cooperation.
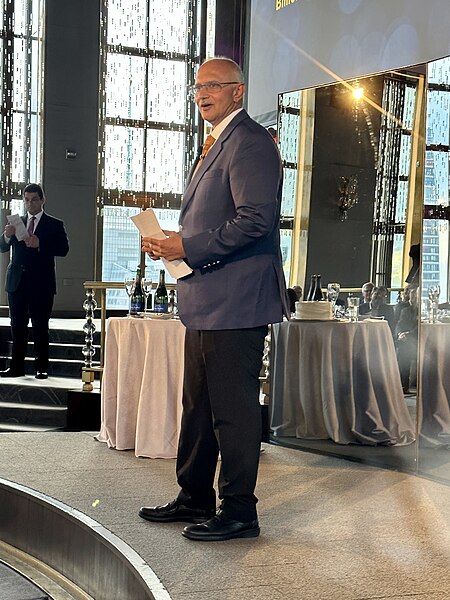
[396,336,418,391]
[8,279,54,372]
[176,326,267,522]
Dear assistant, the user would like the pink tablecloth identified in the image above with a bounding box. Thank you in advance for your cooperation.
[96,317,185,458]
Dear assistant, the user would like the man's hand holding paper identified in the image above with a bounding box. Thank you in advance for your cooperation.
[142,230,185,261]
[131,209,192,279]
[6,214,29,242]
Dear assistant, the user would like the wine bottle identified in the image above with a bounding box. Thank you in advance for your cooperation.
[154,269,168,313]
[306,275,316,301]
[312,274,324,301]
[130,266,144,315]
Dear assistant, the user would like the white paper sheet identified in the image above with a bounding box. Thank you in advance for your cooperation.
[131,209,192,279]
[7,214,29,241]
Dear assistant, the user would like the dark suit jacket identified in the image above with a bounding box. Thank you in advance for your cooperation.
[359,301,396,333]
[395,303,418,340]
[0,212,69,295]
[177,110,289,330]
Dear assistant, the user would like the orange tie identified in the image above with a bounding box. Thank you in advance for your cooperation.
[200,134,215,158]
[193,134,215,175]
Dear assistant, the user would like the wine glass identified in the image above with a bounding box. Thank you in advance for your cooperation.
[124,276,136,317]
[141,277,153,315]
[327,282,340,314]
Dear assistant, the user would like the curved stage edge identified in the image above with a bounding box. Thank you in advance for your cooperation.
[0,478,171,600]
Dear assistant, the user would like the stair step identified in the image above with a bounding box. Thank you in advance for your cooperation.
[0,401,67,411]
[0,422,65,432]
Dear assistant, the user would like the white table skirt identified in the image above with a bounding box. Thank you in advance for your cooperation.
[96,317,185,458]
[270,319,415,446]
[419,322,450,446]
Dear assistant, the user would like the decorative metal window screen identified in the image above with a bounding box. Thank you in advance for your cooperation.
[98,0,213,306]
[0,0,44,204]
[371,76,417,291]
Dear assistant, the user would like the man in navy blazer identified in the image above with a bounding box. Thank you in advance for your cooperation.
[139,57,288,541]
[0,183,69,379]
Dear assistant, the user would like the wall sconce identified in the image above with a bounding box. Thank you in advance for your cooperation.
[337,174,359,221]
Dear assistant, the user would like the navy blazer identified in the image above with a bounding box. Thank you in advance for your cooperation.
[0,212,69,295]
[177,110,289,330]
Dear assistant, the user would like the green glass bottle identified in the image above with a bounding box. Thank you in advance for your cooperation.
[130,266,144,315]
[154,269,168,313]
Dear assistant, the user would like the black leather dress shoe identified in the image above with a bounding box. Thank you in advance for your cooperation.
[139,499,216,523]
[182,510,260,541]
[0,368,25,378]
[35,372,48,380]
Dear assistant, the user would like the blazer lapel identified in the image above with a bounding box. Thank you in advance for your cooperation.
[181,110,249,220]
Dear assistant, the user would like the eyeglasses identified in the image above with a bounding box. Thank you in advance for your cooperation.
[188,81,240,98]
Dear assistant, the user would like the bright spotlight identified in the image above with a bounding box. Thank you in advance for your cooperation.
[353,87,364,100]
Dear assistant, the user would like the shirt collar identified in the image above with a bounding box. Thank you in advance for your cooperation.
[27,210,44,227]
[209,108,243,141]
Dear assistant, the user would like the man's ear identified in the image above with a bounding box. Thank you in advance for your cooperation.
[234,83,245,102]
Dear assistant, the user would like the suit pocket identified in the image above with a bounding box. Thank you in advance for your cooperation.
[201,169,223,180]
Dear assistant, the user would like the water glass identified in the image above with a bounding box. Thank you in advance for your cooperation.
[347,296,360,322]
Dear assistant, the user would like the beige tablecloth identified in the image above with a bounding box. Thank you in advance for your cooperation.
[419,322,450,446]
[96,317,185,458]
[270,319,415,446]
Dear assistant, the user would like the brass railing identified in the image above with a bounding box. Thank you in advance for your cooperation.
[81,280,176,391]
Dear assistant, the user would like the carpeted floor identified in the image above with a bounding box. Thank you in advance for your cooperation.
[1,431,450,600]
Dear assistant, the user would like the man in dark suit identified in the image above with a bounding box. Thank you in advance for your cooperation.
[359,285,396,334]
[395,285,419,393]
[139,57,288,541]
[0,183,69,379]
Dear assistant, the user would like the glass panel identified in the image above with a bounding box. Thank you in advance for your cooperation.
[418,56,450,484]
[105,53,146,121]
[102,205,141,309]
[29,114,39,182]
[206,0,216,58]
[281,167,296,216]
[10,198,24,217]
[280,229,292,283]
[428,56,450,84]
[147,58,186,124]
[11,113,26,182]
[13,38,27,111]
[426,91,450,146]
[144,208,180,284]
[107,0,147,49]
[424,151,449,205]
[31,0,41,36]
[13,0,26,34]
[30,39,40,113]
[148,0,188,53]
[402,85,416,130]
[145,129,184,194]
[103,125,144,190]
[390,233,405,293]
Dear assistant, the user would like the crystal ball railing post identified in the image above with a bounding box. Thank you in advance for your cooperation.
[82,289,97,369]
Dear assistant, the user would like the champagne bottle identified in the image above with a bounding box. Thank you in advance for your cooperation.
[312,274,324,301]
[306,275,316,301]
[130,266,144,315]
[154,269,168,313]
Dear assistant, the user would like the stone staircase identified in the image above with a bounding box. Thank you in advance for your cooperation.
[0,318,101,432]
